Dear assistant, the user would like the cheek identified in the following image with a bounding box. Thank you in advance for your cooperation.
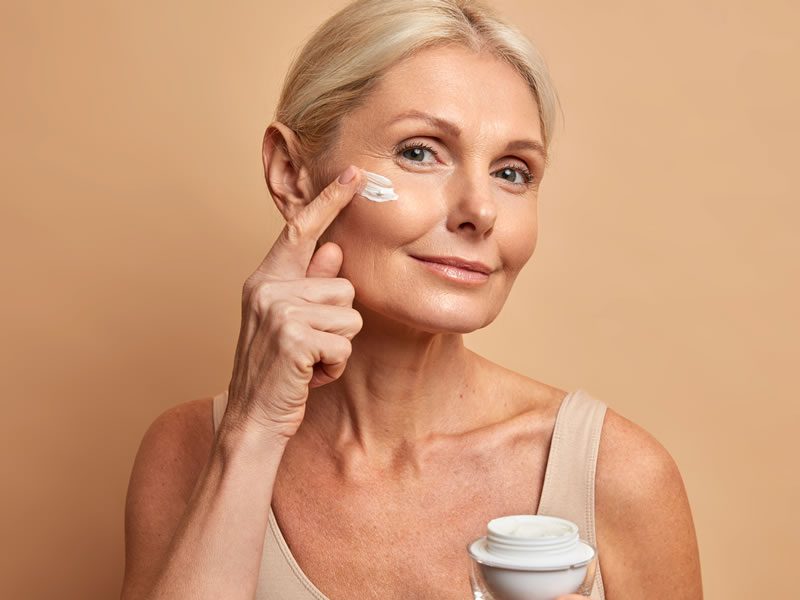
[333,185,441,249]
[500,207,538,272]
[324,187,442,301]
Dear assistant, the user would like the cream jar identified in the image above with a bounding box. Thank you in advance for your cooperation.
[467,515,597,600]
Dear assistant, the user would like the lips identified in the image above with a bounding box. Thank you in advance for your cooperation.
[410,255,494,274]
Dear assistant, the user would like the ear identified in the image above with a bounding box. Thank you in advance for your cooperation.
[262,122,316,222]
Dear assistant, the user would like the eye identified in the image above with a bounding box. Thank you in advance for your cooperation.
[394,141,537,187]
[395,141,438,164]
[494,163,535,186]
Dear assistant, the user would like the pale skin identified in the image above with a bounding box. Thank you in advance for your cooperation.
[122,45,702,599]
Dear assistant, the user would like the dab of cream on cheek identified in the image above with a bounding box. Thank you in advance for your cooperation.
[358,169,399,202]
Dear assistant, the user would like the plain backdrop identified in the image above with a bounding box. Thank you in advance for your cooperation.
[2,1,797,598]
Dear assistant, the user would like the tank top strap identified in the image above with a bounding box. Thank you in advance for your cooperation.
[536,388,608,600]
[212,389,229,433]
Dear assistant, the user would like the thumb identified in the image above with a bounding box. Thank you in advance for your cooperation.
[306,241,343,278]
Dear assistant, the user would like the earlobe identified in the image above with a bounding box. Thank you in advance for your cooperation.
[262,122,313,222]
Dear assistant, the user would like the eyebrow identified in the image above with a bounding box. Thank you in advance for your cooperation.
[386,109,548,162]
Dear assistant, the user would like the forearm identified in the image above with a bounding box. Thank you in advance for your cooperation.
[145,422,288,600]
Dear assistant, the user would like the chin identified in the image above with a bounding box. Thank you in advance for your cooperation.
[355,294,500,335]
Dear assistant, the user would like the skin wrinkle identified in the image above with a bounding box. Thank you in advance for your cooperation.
[266,45,546,481]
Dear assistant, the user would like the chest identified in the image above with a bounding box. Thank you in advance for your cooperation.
[270,451,551,599]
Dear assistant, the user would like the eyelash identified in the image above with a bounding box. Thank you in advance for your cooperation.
[394,141,536,186]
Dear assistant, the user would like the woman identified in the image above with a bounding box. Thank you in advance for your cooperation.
[121,1,702,599]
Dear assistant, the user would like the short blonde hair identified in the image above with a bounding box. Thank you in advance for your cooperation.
[273,0,562,187]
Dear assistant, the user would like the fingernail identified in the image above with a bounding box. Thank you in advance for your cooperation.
[338,165,356,184]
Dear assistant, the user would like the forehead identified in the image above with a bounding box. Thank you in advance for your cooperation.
[344,44,543,143]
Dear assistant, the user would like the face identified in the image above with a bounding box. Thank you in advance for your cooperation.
[313,45,546,334]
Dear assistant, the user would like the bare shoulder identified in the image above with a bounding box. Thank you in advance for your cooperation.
[595,407,681,497]
[122,397,216,598]
[595,407,703,598]
[128,397,216,497]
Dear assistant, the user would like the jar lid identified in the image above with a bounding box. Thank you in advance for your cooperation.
[468,537,595,571]
[467,515,595,571]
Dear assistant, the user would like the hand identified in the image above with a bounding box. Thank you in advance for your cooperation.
[222,165,366,440]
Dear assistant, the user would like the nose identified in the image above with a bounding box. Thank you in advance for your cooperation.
[445,163,498,238]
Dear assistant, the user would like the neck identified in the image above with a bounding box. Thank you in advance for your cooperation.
[301,301,489,475]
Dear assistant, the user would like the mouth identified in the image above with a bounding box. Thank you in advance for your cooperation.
[410,254,494,274]
[410,255,493,284]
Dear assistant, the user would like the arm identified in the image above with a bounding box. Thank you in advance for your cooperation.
[584,408,703,599]
[120,165,367,599]
[121,398,289,600]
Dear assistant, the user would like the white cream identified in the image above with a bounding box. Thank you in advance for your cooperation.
[499,519,574,539]
[359,169,399,202]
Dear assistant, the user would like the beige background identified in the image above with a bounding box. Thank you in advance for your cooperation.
[2,1,797,598]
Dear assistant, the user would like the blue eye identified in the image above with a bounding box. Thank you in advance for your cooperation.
[394,141,536,187]
[396,141,437,163]
[495,164,535,186]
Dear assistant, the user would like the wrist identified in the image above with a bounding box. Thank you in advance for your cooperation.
[214,413,290,468]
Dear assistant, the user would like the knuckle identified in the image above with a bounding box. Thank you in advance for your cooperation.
[242,273,258,296]
[266,299,296,325]
[342,310,363,341]
[336,336,353,359]
[283,219,306,244]
[247,282,276,315]
[336,277,356,300]
[352,309,364,332]
[317,184,338,206]
[277,319,306,347]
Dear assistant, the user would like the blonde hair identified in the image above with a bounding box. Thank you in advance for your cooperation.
[273,0,562,188]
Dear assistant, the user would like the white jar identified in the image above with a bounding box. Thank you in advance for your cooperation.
[467,514,597,600]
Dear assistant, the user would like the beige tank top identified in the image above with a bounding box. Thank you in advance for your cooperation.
[212,388,608,600]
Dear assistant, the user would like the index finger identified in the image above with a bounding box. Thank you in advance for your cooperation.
[256,165,365,280]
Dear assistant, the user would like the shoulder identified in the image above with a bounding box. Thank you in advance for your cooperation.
[125,397,215,527]
[594,406,703,598]
[128,397,216,501]
[596,406,681,500]
[122,397,216,597]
